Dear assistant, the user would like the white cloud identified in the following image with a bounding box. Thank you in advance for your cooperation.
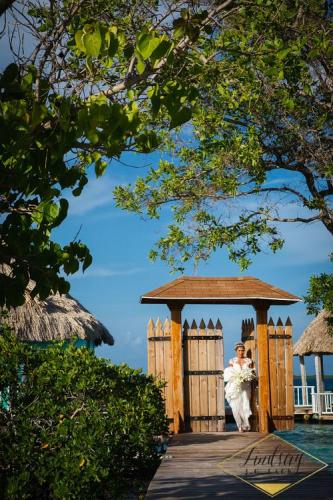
[70,266,146,279]
[68,177,114,216]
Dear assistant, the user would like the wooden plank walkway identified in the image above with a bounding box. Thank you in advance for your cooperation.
[146,432,333,499]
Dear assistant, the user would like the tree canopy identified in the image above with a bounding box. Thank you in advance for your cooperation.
[0,0,228,306]
[114,0,333,312]
[115,0,332,267]
[1,0,332,312]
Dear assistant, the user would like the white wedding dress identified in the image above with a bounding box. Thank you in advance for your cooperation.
[224,357,253,431]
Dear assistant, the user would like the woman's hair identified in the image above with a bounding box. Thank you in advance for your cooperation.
[234,342,245,351]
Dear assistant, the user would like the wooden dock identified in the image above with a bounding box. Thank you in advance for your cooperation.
[294,407,333,421]
[146,432,333,499]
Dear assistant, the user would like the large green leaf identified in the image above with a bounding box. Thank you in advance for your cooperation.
[136,33,162,60]
[82,26,102,57]
[74,30,85,52]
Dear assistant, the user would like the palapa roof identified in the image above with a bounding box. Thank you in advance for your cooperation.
[293,310,333,356]
[1,293,114,346]
[141,276,301,306]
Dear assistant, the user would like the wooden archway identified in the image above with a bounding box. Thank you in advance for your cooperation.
[142,276,301,433]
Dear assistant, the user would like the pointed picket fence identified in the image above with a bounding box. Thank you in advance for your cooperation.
[183,319,225,432]
[147,318,225,432]
[242,316,294,431]
[147,318,174,431]
[269,317,294,430]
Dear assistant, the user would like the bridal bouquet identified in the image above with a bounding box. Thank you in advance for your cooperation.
[236,367,256,384]
[224,366,256,401]
[224,366,256,386]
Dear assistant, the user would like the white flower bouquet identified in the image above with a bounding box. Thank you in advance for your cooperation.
[236,367,256,383]
[224,366,256,387]
[224,366,256,402]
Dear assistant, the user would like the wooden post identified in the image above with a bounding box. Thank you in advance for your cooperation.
[299,355,307,405]
[315,354,324,415]
[268,318,277,430]
[255,303,271,433]
[320,355,325,391]
[168,303,184,433]
[285,317,294,430]
[276,318,286,430]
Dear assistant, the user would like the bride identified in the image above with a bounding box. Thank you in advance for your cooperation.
[224,342,255,432]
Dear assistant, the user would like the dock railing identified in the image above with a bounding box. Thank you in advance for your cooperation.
[293,385,315,407]
[312,392,333,415]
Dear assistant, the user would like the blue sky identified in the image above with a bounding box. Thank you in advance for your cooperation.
[52,150,333,377]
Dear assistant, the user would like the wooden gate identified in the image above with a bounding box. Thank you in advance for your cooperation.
[183,319,225,432]
[147,318,225,432]
[148,315,293,432]
[242,316,294,431]
[147,318,174,431]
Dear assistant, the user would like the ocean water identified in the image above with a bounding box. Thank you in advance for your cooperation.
[276,424,333,467]
[293,376,333,392]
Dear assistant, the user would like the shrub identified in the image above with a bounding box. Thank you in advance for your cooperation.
[0,327,168,499]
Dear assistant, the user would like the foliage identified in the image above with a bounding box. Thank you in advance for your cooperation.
[304,254,333,319]
[115,0,333,273]
[0,327,168,499]
[2,0,332,314]
[0,0,227,306]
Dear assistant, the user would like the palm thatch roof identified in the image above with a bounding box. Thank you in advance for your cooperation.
[293,310,333,356]
[1,293,114,346]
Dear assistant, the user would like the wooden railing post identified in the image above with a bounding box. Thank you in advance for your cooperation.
[168,303,184,433]
[255,303,271,433]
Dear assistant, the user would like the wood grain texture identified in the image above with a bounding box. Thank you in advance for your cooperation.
[183,319,225,432]
[268,318,278,430]
[146,432,333,499]
[285,318,294,430]
[256,305,271,433]
[169,305,185,433]
[277,318,286,431]
[216,319,225,432]
[199,319,209,432]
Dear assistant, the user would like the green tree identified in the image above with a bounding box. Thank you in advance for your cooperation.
[0,327,168,499]
[0,0,228,306]
[114,0,333,312]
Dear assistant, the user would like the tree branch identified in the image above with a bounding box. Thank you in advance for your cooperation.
[0,0,15,17]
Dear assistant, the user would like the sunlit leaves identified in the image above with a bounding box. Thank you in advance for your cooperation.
[82,24,102,57]
[114,0,332,278]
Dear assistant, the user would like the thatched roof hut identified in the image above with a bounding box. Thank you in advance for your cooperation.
[293,310,333,356]
[1,293,114,346]
[293,310,332,401]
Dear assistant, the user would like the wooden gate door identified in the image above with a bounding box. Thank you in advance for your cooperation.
[242,316,294,431]
[183,319,225,432]
[147,318,174,432]
[268,317,294,430]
